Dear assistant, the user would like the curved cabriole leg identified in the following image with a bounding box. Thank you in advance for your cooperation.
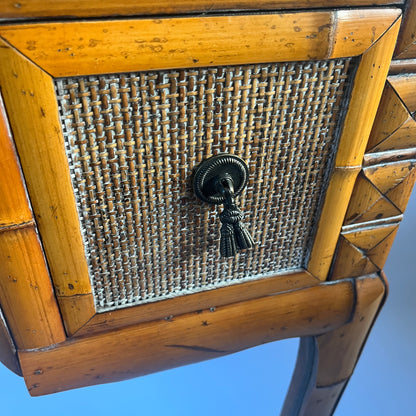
[281,273,387,416]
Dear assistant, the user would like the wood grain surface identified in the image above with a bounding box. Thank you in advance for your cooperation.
[0,94,32,228]
[0,0,402,20]
[0,38,94,325]
[0,9,401,77]
[0,307,21,375]
[19,279,355,396]
[282,273,386,416]
[0,226,66,349]
[394,0,416,59]
[74,270,319,336]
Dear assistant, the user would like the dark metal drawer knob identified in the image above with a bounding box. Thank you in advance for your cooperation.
[193,154,254,258]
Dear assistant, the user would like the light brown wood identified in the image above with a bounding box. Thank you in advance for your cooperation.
[0,10,401,333]
[19,279,355,396]
[282,273,386,416]
[330,9,402,59]
[307,16,402,280]
[0,9,401,78]
[0,14,331,77]
[394,0,416,59]
[331,222,400,279]
[75,270,318,337]
[363,147,416,166]
[0,92,32,228]
[0,39,93,304]
[307,167,360,280]
[364,159,415,192]
[366,82,410,153]
[342,222,399,252]
[316,274,386,385]
[344,172,395,224]
[330,235,379,280]
[389,73,416,113]
[0,0,401,20]
[0,306,21,376]
[57,294,96,336]
[331,69,416,281]
[335,15,402,167]
[344,172,401,225]
[0,226,66,349]
[368,117,416,153]
[390,58,416,75]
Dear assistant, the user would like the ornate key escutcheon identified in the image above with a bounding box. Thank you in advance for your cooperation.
[193,154,255,258]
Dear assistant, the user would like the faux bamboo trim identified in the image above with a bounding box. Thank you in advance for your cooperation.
[341,215,403,233]
[74,270,318,337]
[0,0,401,20]
[19,278,355,396]
[388,73,416,113]
[390,59,416,74]
[0,306,21,376]
[307,167,360,280]
[0,9,401,78]
[0,220,35,234]
[363,148,416,166]
[0,93,33,228]
[57,294,96,336]
[0,226,66,349]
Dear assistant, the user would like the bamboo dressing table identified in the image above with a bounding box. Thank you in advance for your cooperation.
[0,1,416,415]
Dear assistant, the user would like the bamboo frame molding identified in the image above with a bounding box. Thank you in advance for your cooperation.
[0,10,398,77]
[0,9,401,338]
[0,0,402,20]
[20,276,356,396]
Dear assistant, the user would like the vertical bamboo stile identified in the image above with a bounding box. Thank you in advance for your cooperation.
[282,273,386,416]
[0,226,66,349]
[0,94,32,227]
[329,69,416,282]
[0,14,333,77]
[308,16,402,281]
[0,306,21,375]
[0,39,93,304]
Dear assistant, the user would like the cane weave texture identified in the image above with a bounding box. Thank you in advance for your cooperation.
[55,59,354,311]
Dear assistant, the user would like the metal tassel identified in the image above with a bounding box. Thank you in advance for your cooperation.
[220,222,238,258]
[233,221,255,250]
[219,197,253,257]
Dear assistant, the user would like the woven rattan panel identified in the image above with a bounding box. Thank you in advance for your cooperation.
[55,59,354,311]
